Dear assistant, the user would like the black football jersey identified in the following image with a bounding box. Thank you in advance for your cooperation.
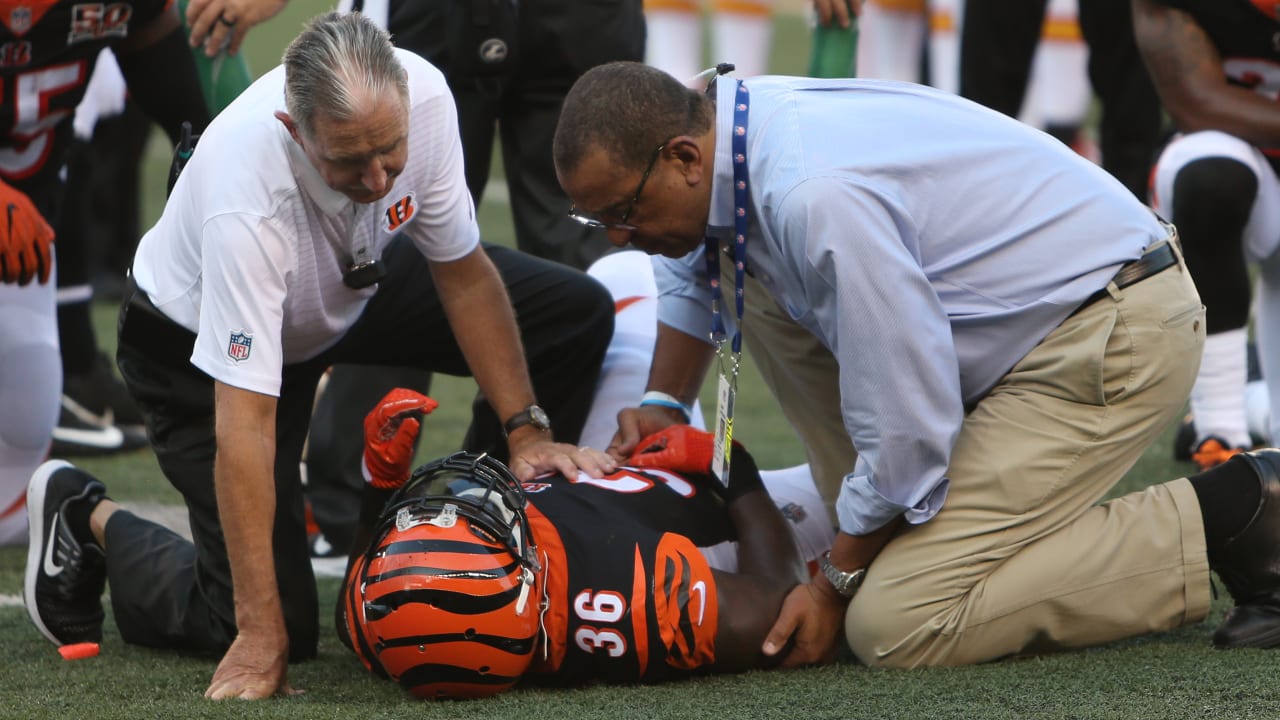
[522,466,736,685]
[0,0,169,210]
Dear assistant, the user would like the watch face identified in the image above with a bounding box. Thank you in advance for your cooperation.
[530,406,550,429]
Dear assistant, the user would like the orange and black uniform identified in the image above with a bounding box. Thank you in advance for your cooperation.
[524,466,734,684]
[0,0,172,213]
[0,0,208,384]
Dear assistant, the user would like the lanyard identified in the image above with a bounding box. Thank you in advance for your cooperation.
[702,79,750,485]
[703,80,750,357]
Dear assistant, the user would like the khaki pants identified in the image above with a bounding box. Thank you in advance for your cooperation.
[741,282,857,523]
[741,244,1211,666]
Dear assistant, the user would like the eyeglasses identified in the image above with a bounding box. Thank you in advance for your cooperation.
[569,139,671,231]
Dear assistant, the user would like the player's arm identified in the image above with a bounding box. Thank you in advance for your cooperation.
[706,445,809,673]
[204,381,296,700]
[1132,0,1280,146]
[113,2,213,142]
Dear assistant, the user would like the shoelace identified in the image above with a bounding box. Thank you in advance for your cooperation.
[50,519,103,600]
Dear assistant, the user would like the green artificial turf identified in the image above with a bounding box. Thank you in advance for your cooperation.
[5,6,1273,719]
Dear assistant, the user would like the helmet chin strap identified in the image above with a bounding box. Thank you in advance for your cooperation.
[516,566,535,614]
[537,548,551,661]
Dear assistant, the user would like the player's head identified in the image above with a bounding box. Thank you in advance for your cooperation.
[341,452,544,699]
[278,12,409,203]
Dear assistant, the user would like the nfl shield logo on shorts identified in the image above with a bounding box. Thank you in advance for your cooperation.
[227,330,253,362]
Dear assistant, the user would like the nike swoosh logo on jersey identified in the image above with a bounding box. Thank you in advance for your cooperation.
[690,580,707,626]
[42,514,64,578]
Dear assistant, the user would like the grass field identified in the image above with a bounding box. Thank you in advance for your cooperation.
[2,4,1276,719]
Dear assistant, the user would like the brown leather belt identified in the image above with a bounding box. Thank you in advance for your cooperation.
[1075,242,1178,314]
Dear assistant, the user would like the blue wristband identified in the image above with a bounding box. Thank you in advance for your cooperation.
[639,391,691,422]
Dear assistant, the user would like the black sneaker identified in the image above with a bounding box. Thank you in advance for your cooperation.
[24,460,108,647]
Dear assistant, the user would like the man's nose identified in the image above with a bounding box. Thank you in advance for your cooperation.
[363,160,389,193]
[606,227,633,247]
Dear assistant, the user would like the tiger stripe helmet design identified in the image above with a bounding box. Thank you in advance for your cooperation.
[343,452,544,699]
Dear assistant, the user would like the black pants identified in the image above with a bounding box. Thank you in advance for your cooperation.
[959,0,1163,199]
[387,0,644,270]
[109,241,612,658]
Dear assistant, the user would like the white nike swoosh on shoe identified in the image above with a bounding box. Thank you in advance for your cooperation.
[61,394,116,428]
[52,424,126,450]
[42,513,64,578]
[25,459,73,647]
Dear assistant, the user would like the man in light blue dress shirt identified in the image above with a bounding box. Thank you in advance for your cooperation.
[553,61,1280,666]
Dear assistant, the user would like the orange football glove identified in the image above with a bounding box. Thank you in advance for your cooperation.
[626,424,717,475]
[0,181,54,286]
[362,388,438,490]
[627,425,763,502]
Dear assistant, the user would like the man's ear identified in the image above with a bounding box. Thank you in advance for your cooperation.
[274,110,303,145]
[668,136,706,185]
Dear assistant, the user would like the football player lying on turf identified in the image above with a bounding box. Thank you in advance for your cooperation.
[336,388,810,699]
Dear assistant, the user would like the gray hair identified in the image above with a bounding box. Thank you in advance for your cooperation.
[554,61,714,176]
[281,11,409,138]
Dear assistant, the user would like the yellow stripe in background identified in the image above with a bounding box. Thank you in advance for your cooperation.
[929,11,955,32]
[645,0,701,13]
[868,0,926,14]
[712,0,774,16]
[1041,17,1083,42]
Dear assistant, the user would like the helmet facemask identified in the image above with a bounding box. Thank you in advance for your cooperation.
[344,452,543,699]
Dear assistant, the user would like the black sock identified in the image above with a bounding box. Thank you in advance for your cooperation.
[1190,454,1263,553]
[57,298,98,377]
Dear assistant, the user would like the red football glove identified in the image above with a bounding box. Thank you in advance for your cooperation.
[627,425,763,503]
[0,182,54,286]
[626,424,717,475]
[362,388,438,490]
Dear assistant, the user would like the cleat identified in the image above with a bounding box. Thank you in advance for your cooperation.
[1192,437,1246,473]
[52,352,146,457]
[1213,450,1280,649]
[23,460,108,647]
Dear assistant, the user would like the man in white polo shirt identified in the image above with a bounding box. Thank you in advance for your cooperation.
[23,12,615,701]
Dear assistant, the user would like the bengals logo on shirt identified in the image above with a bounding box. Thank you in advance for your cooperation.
[383,192,416,233]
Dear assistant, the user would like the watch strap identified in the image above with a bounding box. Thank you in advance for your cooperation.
[820,551,866,598]
[503,404,550,436]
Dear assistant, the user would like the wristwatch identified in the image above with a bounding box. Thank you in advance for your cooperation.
[819,551,867,598]
[503,404,551,436]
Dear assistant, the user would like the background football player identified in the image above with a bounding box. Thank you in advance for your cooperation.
[1136,0,1280,470]
[0,0,209,544]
